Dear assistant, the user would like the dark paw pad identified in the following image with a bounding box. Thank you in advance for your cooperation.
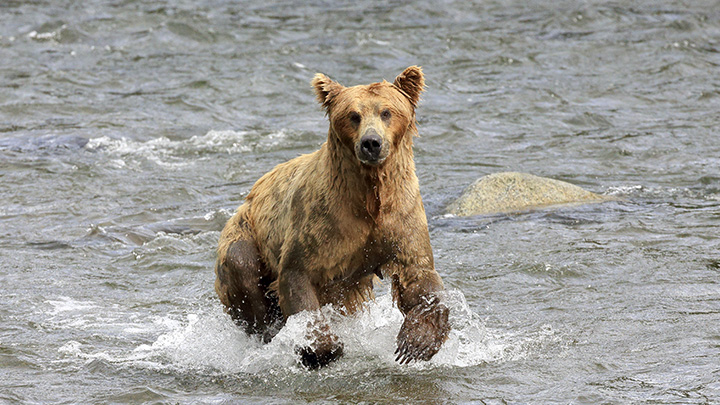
[295,341,344,370]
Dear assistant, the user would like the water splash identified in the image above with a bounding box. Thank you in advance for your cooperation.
[55,290,558,375]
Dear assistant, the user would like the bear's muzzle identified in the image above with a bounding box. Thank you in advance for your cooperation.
[356,128,387,166]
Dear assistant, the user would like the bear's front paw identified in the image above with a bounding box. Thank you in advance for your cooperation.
[295,325,344,369]
[395,296,450,364]
[296,341,344,369]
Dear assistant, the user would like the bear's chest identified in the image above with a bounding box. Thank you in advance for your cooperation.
[313,230,395,311]
[315,225,396,284]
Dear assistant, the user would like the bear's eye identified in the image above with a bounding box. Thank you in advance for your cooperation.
[349,112,361,125]
[380,109,392,121]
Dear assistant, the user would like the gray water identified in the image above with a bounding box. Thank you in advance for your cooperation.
[1,0,719,403]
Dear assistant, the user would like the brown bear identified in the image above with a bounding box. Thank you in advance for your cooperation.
[214,66,450,369]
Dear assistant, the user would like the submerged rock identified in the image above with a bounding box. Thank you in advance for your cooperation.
[447,172,613,216]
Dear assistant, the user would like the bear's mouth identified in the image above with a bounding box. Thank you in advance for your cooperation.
[356,148,388,167]
[358,156,386,167]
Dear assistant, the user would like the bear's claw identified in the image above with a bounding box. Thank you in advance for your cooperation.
[395,298,450,364]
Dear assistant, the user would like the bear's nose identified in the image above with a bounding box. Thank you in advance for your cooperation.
[360,133,383,161]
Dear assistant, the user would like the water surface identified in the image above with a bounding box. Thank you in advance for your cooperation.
[1,0,719,403]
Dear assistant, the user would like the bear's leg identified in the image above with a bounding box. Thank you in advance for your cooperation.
[215,227,283,343]
[277,247,344,369]
[388,263,450,364]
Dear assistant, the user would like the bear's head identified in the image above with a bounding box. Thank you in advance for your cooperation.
[311,66,425,167]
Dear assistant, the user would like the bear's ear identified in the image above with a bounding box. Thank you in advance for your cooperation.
[393,66,425,107]
[311,73,344,112]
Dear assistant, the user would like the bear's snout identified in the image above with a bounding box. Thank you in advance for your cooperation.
[357,129,386,165]
[361,134,382,159]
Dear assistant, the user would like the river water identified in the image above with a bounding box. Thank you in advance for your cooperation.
[1,0,719,403]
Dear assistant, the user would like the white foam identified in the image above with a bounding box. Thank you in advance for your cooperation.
[132,312,277,373]
[84,130,292,169]
[605,184,710,201]
[85,136,188,168]
[605,185,644,196]
[46,296,99,316]
[186,130,253,154]
[204,208,234,221]
[43,297,157,337]
[55,290,558,374]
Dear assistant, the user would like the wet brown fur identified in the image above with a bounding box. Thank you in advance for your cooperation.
[215,66,449,367]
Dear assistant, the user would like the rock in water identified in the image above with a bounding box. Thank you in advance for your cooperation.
[447,172,612,216]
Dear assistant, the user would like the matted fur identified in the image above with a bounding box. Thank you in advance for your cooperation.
[215,66,449,367]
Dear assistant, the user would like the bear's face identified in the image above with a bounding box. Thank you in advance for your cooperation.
[312,66,425,167]
[329,84,411,167]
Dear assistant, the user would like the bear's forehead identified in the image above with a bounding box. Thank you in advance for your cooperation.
[343,82,392,96]
[334,82,410,112]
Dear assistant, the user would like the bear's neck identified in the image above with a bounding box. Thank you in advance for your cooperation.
[323,129,417,223]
